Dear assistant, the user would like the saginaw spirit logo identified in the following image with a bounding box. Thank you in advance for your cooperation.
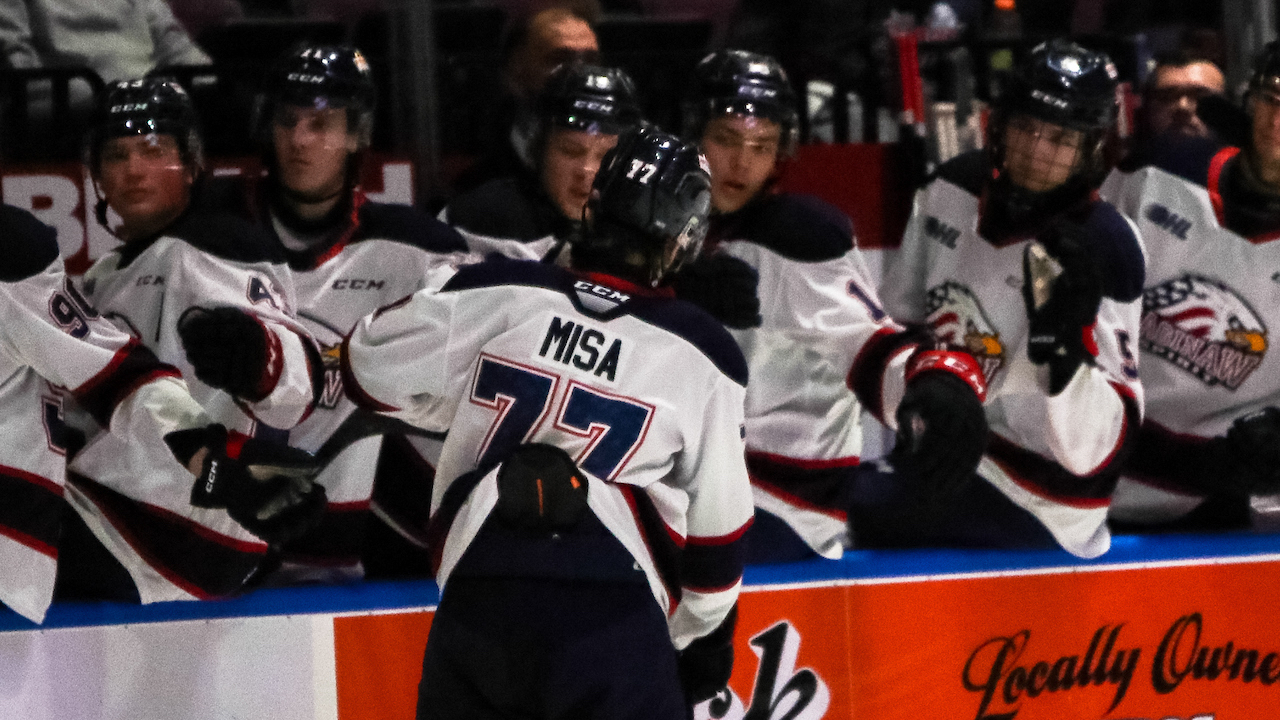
[696,621,831,720]
[926,280,1005,382]
[1140,275,1267,390]
[963,613,1280,720]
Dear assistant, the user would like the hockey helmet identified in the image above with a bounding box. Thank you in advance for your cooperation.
[985,40,1119,228]
[1249,40,1280,99]
[579,125,712,286]
[539,62,641,135]
[255,44,377,147]
[88,77,203,171]
[683,49,799,154]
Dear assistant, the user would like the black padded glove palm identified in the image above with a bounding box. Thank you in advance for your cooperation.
[678,604,737,705]
[893,370,989,500]
[178,306,277,401]
[168,426,326,545]
[1023,221,1104,395]
[669,253,763,329]
[1216,408,1280,496]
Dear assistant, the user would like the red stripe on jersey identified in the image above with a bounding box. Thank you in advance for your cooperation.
[683,577,743,595]
[1207,146,1240,229]
[745,451,861,471]
[687,517,753,547]
[0,463,63,497]
[327,499,373,512]
[985,448,1113,510]
[748,474,849,522]
[0,524,57,559]
[72,340,137,397]
[339,336,399,412]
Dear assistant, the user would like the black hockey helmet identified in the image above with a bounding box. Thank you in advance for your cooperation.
[578,125,712,286]
[515,62,642,171]
[683,49,799,154]
[254,44,377,147]
[540,62,641,135]
[983,40,1119,236]
[87,77,203,171]
[1249,40,1280,97]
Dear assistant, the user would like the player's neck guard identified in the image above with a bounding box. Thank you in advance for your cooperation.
[1220,151,1280,239]
[979,174,1092,244]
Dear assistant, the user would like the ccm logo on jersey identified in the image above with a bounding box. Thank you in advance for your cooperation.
[332,279,387,290]
[539,316,623,381]
[1145,204,1192,240]
[573,280,630,303]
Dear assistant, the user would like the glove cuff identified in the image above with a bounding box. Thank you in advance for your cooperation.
[906,349,988,403]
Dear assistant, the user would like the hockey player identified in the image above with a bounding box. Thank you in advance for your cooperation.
[343,126,752,716]
[442,61,641,263]
[66,77,326,601]
[0,202,320,622]
[880,40,1145,557]
[235,45,471,579]
[1100,41,1280,531]
[683,49,991,561]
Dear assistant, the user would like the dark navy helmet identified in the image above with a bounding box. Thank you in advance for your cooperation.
[1249,40,1280,98]
[1000,39,1119,132]
[539,62,641,135]
[255,44,377,146]
[579,125,712,286]
[88,77,203,170]
[683,49,799,153]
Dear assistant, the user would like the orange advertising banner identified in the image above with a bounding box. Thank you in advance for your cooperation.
[334,550,1280,720]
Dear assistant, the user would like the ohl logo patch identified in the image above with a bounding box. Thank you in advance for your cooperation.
[925,281,1005,382]
[1140,275,1267,390]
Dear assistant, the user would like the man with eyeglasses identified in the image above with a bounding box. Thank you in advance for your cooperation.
[1100,40,1280,532]
[880,40,1145,557]
[1140,51,1228,143]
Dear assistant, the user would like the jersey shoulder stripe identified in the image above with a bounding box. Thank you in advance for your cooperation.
[0,204,60,282]
[445,177,565,242]
[717,193,854,263]
[1122,135,1225,189]
[929,149,988,198]
[353,201,468,254]
[1079,200,1146,303]
[442,258,749,387]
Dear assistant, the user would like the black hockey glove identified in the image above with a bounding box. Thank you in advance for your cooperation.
[177,306,280,402]
[678,604,737,705]
[494,443,588,534]
[891,349,989,500]
[1022,221,1104,395]
[1216,408,1280,495]
[669,253,763,329]
[166,425,326,545]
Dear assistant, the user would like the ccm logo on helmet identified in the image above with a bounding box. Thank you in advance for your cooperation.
[287,73,327,84]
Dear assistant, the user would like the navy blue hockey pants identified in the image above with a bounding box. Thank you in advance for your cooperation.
[416,575,689,720]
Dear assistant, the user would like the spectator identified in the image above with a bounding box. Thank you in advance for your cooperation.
[452,3,601,195]
[0,0,211,83]
[1141,51,1227,142]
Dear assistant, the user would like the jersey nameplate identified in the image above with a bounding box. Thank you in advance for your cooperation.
[538,315,623,382]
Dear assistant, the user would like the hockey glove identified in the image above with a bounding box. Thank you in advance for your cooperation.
[891,349,989,500]
[1022,221,1104,395]
[679,605,737,705]
[166,425,326,545]
[669,253,763,329]
[177,306,282,402]
[1217,408,1280,495]
[494,443,588,534]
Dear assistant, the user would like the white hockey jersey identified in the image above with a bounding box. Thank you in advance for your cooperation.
[343,258,754,649]
[0,205,251,622]
[262,194,472,574]
[881,151,1146,558]
[708,193,917,559]
[1100,138,1280,521]
[69,207,316,601]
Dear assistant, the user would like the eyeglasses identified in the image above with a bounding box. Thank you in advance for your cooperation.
[1147,85,1221,105]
